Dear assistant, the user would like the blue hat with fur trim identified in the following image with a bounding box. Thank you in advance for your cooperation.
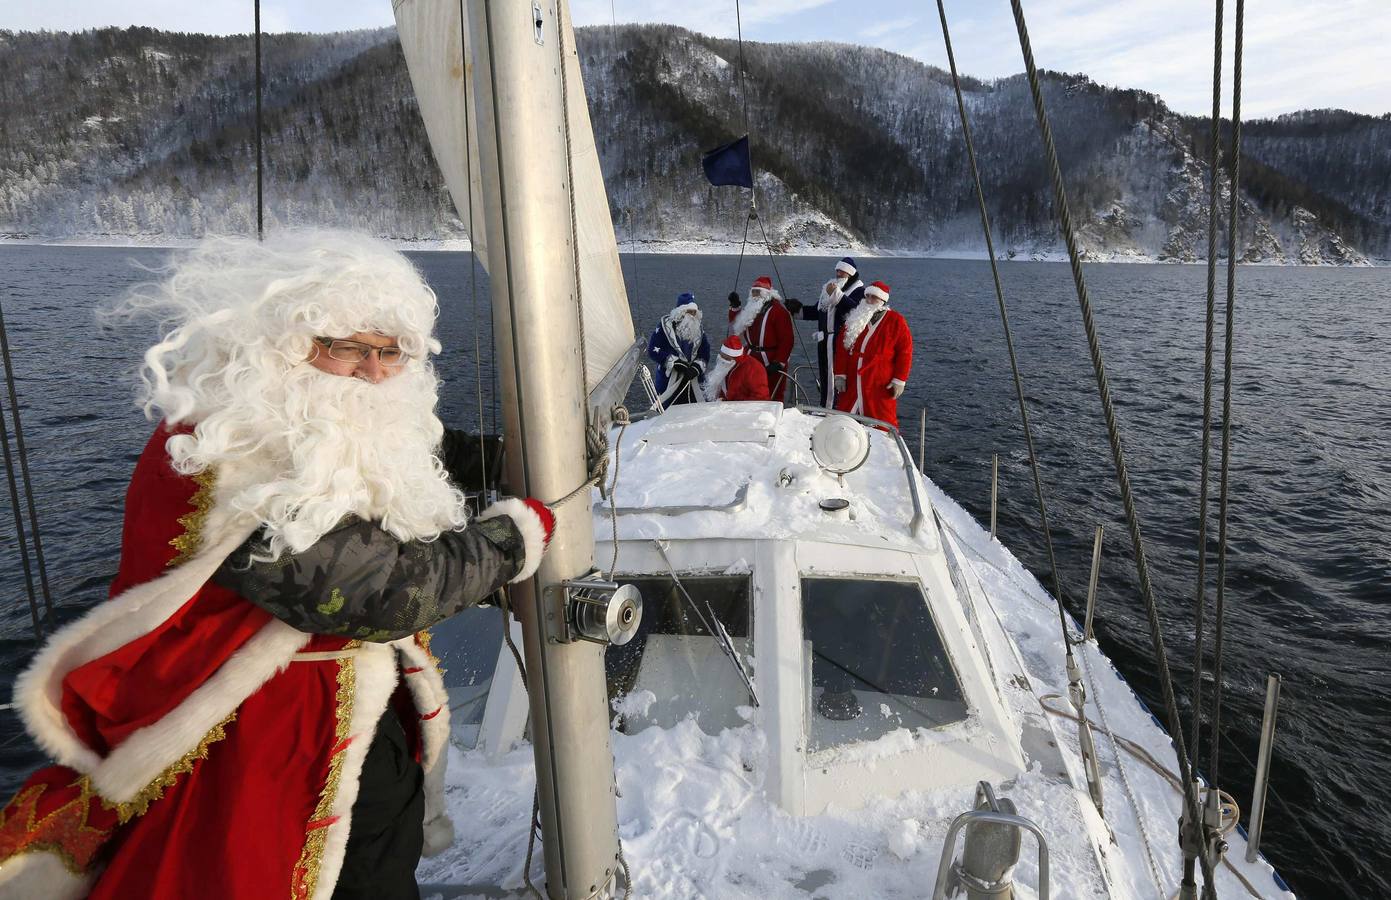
[677,291,696,304]
[835,257,857,276]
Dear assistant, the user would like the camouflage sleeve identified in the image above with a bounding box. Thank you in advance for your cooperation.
[212,515,526,642]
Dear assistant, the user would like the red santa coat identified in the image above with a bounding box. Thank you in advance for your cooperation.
[834,308,913,428]
[717,354,771,402]
[728,299,794,397]
[0,424,453,900]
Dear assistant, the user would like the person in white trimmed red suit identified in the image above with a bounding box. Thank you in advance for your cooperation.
[703,335,771,402]
[0,232,555,900]
[833,281,913,428]
[727,275,794,402]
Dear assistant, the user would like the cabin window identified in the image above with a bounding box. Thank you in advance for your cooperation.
[800,577,968,752]
[606,575,753,736]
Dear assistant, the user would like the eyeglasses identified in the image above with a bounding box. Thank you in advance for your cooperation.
[313,337,410,367]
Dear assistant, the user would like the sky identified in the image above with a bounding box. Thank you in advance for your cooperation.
[7,0,1389,118]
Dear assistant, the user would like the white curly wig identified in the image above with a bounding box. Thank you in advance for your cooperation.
[109,230,469,555]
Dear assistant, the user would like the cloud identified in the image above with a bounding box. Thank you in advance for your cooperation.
[859,16,918,42]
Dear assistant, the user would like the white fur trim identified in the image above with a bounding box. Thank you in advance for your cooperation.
[14,524,257,774]
[0,849,96,900]
[394,637,454,857]
[309,643,400,900]
[720,345,744,357]
[479,498,547,584]
[835,260,856,276]
[90,619,309,803]
[890,378,906,387]
[864,284,889,302]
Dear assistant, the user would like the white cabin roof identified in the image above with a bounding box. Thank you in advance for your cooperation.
[595,403,935,554]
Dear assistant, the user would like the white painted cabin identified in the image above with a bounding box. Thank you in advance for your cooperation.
[421,403,1294,898]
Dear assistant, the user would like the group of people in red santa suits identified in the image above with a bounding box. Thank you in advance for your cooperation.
[655,265,913,426]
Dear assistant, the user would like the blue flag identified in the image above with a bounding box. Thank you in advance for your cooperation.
[702,135,753,188]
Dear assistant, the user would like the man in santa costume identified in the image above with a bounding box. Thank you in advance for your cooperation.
[0,231,554,900]
[646,293,709,407]
[727,275,793,402]
[833,281,913,429]
[786,256,864,407]
[703,335,770,402]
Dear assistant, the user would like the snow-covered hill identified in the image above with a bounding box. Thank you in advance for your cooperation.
[2,25,1386,264]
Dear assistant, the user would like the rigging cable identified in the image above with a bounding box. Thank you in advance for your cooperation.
[1190,0,1224,783]
[1207,5,1245,897]
[929,0,1123,856]
[929,0,1070,653]
[0,298,53,639]
[254,0,264,241]
[1005,0,1214,889]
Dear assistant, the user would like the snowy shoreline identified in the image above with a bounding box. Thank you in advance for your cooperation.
[1,234,1382,266]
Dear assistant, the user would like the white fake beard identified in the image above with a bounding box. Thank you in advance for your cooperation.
[674,311,703,344]
[730,291,770,337]
[168,365,468,558]
[704,356,736,401]
[819,278,844,311]
[842,300,881,349]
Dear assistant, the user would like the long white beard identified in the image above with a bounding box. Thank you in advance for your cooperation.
[167,365,468,559]
[842,301,880,349]
[704,357,736,401]
[673,312,703,345]
[730,292,769,337]
[819,279,843,312]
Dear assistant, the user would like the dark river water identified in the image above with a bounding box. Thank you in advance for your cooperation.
[1,245,1387,897]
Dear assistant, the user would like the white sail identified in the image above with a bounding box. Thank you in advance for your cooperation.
[392,0,636,396]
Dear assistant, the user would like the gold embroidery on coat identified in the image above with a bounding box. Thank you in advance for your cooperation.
[290,651,357,900]
[167,468,218,567]
[114,710,238,824]
[0,777,113,875]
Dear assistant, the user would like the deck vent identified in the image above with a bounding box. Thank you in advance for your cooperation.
[810,414,870,483]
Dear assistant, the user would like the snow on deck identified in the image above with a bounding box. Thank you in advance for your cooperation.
[418,405,1293,899]
[601,403,931,552]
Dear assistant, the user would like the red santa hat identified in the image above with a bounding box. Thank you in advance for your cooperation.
[751,275,773,293]
[864,281,890,303]
[720,335,744,357]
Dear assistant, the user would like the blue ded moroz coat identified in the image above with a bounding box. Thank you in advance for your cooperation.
[647,312,711,405]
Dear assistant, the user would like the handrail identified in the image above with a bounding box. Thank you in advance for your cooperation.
[608,481,750,517]
[796,405,926,537]
[788,365,819,407]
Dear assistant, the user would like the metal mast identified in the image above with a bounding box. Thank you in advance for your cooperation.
[465,1,621,896]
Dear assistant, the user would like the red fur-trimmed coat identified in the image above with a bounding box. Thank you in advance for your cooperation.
[716,354,771,402]
[729,299,794,397]
[834,309,913,429]
[0,425,455,900]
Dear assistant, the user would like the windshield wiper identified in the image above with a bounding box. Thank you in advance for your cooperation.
[652,539,760,708]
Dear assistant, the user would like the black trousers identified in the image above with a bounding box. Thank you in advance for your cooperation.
[331,708,425,900]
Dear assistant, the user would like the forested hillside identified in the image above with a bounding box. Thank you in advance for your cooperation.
[2,25,1386,263]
